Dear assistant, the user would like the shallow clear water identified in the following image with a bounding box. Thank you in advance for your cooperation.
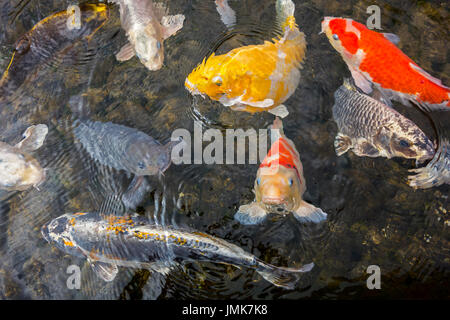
[0,0,448,299]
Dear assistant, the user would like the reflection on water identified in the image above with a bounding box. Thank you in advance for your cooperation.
[0,0,448,299]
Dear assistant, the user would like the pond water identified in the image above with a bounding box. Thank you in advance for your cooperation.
[0,0,448,299]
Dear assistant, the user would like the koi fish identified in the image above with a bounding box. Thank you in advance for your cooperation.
[74,120,179,176]
[74,120,182,208]
[0,124,48,191]
[235,118,327,225]
[333,78,435,163]
[41,212,314,289]
[0,3,109,96]
[321,17,450,109]
[111,0,185,71]
[185,0,306,118]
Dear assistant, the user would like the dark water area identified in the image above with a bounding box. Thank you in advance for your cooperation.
[0,0,448,299]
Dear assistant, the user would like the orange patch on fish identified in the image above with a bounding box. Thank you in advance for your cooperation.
[322,17,450,107]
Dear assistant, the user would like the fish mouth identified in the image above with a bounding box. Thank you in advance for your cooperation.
[262,197,287,212]
[184,78,202,96]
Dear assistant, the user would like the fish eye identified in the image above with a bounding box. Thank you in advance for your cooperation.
[256,178,261,185]
[138,161,146,169]
[156,41,161,49]
[399,140,410,148]
[332,34,339,41]
[15,37,30,54]
[212,76,222,86]
[288,179,293,186]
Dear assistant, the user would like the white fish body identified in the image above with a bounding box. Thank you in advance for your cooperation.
[0,124,48,191]
[111,0,185,71]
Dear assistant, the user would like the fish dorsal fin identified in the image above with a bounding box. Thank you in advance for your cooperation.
[89,259,119,282]
[409,63,450,89]
[15,124,48,152]
[382,33,400,45]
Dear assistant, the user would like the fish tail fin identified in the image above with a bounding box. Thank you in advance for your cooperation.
[408,138,450,189]
[276,0,295,24]
[255,259,314,289]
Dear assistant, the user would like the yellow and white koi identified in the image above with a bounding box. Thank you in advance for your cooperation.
[185,0,306,118]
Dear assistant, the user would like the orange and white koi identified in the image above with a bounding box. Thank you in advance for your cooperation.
[235,118,327,225]
[185,0,306,118]
[321,17,450,109]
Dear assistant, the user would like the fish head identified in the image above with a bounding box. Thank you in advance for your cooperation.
[389,128,435,163]
[127,140,170,176]
[185,53,229,101]
[321,17,366,63]
[132,26,164,71]
[41,214,81,256]
[254,165,303,213]
[376,125,435,163]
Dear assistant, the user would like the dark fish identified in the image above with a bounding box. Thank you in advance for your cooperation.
[332,79,435,163]
[74,120,178,176]
[41,212,313,289]
[0,3,109,95]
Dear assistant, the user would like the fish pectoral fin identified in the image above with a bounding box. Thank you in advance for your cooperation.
[148,261,175,275]
[116,43,135,62]
[293,200,327,224]
[268,104,289,118]
[234,202,268,225]
[350,67,373,94]
[161,14,185,39]
[382,33,400,46]
[122,176,153,210]
[354,141,381,158]
[15,124,48,152]
[334,133,352,156]
[89,260,118,282]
